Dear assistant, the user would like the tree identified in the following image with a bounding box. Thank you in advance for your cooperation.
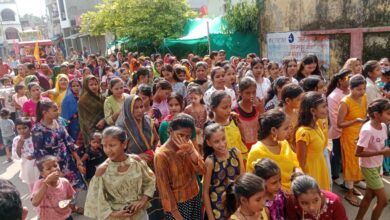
[224,0,260,33]
[81,0,195,45]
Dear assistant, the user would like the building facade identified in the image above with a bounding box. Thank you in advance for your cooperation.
[0,0,22,57]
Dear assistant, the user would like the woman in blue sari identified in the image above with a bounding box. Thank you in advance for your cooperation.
[61,79,82,140]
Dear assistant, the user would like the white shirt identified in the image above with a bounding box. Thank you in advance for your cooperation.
[204,86,237,109]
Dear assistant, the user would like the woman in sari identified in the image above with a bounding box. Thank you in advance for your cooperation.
[46,74,69,113]
[78,75,106,145]
[116,95,163,219]
[61,79,82,140]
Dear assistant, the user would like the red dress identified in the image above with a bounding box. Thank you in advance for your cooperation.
[286,191,348,220]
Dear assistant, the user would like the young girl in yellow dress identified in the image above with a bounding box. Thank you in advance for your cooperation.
[295,92,330,190]
[337,74,367,207]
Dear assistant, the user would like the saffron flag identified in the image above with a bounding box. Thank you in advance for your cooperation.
[34,41,40,64]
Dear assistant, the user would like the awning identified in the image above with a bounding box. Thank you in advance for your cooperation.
[64,33,80,40]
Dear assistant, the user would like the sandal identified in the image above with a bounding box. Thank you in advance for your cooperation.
[344,195,361,207]
[352,188,362,196]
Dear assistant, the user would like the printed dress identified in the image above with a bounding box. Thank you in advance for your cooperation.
[32,121,86,190]
[265,190,286,220]
[208,148,241,219]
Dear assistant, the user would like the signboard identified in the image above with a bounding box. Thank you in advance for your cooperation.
[266,31,330,66]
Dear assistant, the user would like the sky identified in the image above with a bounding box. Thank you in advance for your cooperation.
[16,0,46,17]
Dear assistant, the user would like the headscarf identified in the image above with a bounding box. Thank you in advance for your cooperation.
[24,75,39,87]
[116,95,154,154]
[61,79,81,120]
[50,74,69,112]
[79,75,105,144]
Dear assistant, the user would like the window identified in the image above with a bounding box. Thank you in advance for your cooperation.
[1,9,15,21]
[5,28,19,40]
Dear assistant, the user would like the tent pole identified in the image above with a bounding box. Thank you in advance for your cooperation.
[207,21,211,55]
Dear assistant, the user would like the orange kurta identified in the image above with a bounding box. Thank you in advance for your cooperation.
[340,95,367,182]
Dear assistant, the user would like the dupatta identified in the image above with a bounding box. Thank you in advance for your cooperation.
[116,95,154,154]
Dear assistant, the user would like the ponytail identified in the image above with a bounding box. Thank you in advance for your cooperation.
[36,100,56,122]
[224,182,238,218]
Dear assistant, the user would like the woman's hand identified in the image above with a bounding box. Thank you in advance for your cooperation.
[127,196,149,214]
[96,119,105,130]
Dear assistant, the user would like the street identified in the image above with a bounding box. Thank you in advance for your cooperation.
[2,155,390,220]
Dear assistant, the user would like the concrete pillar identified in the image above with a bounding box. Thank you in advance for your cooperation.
[350,30,363,60]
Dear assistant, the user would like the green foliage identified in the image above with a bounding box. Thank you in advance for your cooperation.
[80,0,196,45]
[224,0,260,33]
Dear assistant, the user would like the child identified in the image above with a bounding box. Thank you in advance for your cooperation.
[337,74,367,206]
[224,64,238,96]
[247,109,300,192]
[362,60,382,104]
[31,155,76,220]
[267,62,280,83]
[136,84,154,118]
[22,82,50,124]
[0,76,16,121]
[80,132,107,181]
[279,83,304,149]
[234,77,260,151]
[202,123,244,220]
[208,90,248,162]
[12,84,28,119]
[84,126,156,220]
[154,113,205,220]
[152,79,172,124]
[0,108,15,163]
[253,158,286,220]
[355,99,390,220]
[282,56,299,85]
[130,67,149,94]
[204,66,237,108]
[192,61,209,92]
[159,93,195,144]
[286,174,347,220]
[184,85,207,152]
[326,69,351,184]
[264,76,290,111]
[224,173,268,220]
[295,92,330,190]
[245,58,271,109]
[300,75,326,94]
[161,64,186,97]
[12,118,39,192]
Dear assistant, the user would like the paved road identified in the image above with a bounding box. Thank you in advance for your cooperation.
[2,155,390,220]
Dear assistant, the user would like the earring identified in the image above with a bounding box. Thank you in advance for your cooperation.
[272,134,278,142]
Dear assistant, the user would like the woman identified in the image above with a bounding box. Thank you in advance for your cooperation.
[116,95,163,219]
[61,79,82,141]
[343,58,362,75]
[104,78,129,126]
[78,75,106,145]
[295,55,321,82]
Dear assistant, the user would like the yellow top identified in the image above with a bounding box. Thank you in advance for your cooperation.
[225,120,248,161]
[247,140,299,192]
[231,208,268,220]
[49,74,68,113]
[296,126,330,190]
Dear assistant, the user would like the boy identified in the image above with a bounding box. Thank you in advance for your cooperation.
[0,108,15,163]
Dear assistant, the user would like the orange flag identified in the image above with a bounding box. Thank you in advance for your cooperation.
[34,41,40,64]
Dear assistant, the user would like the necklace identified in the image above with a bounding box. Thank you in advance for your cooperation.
[239,209,263,220]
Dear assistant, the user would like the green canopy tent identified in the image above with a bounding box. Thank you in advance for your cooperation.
[162,16,260,58]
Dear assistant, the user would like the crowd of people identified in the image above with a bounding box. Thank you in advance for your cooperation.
[1,50,390,220]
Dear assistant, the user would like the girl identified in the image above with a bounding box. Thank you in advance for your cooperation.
[32,156,76,220]
[154,113,205,220]
[162,64,186,97]
[279,83,304,149]
[32,100,86,190]
[337,74,367,206]
[224,173,268,220]
[267,62,280,83]
[203,123,244,220]
[363,60,383,104]
[84,126,156,220]
[80,132,107,181]
[78,75,106,145]
[282,56,299,84]
[355,99,390,220]
[184,85,207,150]
[295,55,321,82]
[234,77,260,151]
[12,118,39,192]
[158,93,193,144]
[286,174,347,220]
[264,76,290,111]
[24,75,39,87]
[22,82,50,123]
[173,65,187,97]
[152,79,172,123]
[326,69,350,184]
[46,74,69,113]
[208,90,248,162]
[295,92,330,190]
[253,158,286,220]
[246,59,271,107]
[224,64,238,96]
[61,79,82,140]
[247,109,300,191]
[204,66,237,108]
[136,84,154,118]
[130,67,149,94]
[300,75,326,94]
[104,78,129,125]
[192,61,210,92]
[343,58,362,75]
[12,84,28,119]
